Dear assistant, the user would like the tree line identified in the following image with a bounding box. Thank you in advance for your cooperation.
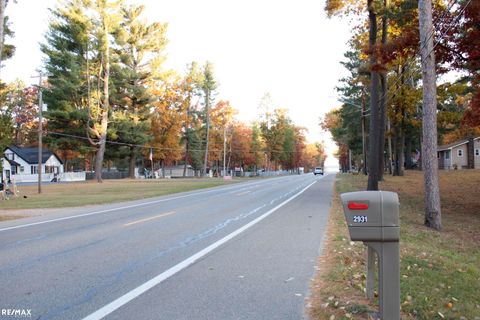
[321,0,479,230]
[0,0,326,181]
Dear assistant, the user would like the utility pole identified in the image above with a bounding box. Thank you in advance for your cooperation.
[150,148,154,179]
[32,71,47,194]
[419,0,442,230]
[223,124,227,177]
[361,93,368,175]
[387,118,393,174]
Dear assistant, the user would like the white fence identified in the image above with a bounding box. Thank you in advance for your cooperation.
[12,173,53,183]
[12,172,86,183]
[60,172,86,182]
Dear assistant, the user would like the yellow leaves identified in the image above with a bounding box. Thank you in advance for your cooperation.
[210,100,236,128]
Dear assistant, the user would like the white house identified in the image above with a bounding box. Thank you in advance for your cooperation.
[2,146,64,183]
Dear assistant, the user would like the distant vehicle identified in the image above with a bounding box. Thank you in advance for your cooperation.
[313,167,323,175]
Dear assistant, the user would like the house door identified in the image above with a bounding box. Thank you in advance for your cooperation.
[5,170,10,181]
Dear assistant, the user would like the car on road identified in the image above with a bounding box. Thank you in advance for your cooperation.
[313,167,323,175]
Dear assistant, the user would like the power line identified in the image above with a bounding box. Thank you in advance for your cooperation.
[44,131,313,155]
[338,0,463,116]
[381,0,464,104]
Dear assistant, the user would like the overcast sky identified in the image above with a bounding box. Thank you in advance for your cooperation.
[2,0,352,165]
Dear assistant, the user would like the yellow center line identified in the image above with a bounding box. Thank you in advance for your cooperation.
[123,211,176,227]
[236,191,251,196]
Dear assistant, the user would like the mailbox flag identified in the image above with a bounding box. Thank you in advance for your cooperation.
[348,201,369,210]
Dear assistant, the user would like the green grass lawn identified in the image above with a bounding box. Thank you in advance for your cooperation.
[0,178,245,211]
[309,171,480,320]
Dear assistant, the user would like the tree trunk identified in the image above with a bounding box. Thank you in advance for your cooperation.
[393,124,405,176]
[161,159,165,178]
[128,147,136,179]
[419,0,442,230]
[378,0,389,181]
[95,15,111,183]
[94,119,107,182]
[405,136,413,169]
[367,0,381,191]
[63,151,69,173]
[379,73,387,180]
[183,141,189,177]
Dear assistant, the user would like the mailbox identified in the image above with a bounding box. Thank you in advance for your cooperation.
[340,190,400,320]
[341,191,399,241]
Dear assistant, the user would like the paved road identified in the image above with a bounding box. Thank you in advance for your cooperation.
[0,174,335,320]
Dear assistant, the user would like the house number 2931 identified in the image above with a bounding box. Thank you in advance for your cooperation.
[353,215,368,223]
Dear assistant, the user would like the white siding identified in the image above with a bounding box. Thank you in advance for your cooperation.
[444,150,452,169]
[44,155,64,173]
[452,145,468,169]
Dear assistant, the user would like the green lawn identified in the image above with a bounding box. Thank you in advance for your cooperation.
[0,178,244,211]
[309,171,480,320]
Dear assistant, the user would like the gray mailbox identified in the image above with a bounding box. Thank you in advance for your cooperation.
[340,191,400,320]
[341,191,399,242]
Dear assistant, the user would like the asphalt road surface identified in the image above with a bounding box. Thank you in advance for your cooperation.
[0,173,335,320]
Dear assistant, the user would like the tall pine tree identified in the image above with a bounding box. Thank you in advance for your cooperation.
[42,0,93,168]
[112,4,167,178]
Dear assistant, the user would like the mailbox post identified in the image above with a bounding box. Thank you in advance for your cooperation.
[340,191,400,320]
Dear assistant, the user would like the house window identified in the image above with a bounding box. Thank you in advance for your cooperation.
[20,166,24,173]
[445,150,450,160]
[31,166,38,174]
[458,149,463,157]
[476,149,480,156]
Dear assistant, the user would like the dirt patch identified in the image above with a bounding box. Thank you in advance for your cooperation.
[0,207,65,222]
[307,180,374,320]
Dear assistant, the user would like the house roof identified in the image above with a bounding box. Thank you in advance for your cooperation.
[5,145,63,165]
[437,137,480,152]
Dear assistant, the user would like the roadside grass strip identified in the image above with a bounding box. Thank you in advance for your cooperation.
[308,171,480,320]
[0,179,243,210]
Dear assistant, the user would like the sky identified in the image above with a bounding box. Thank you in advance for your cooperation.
[2,0,352,168]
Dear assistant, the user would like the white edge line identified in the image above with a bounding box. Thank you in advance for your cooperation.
[81,179,318,320]
[0,177,286,233]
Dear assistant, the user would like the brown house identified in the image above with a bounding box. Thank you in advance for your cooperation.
[437,137,480,170]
